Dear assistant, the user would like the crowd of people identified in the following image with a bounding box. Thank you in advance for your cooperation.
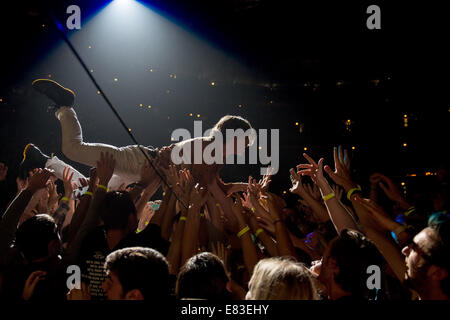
[0,79,448,301]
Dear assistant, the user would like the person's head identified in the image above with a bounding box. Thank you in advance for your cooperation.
[318,229,383,299]
[102,247,169,300]
[176,252,231,300]
[402,212,450,298]
[209,115,254,157]
[100,191,137,232]
[246,257,318,300]
[15,214,61,263]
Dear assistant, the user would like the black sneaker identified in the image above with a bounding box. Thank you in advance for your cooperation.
[19,143,50,178]
[32,79,75,108]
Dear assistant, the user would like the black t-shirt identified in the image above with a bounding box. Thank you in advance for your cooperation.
[78,223,170,300]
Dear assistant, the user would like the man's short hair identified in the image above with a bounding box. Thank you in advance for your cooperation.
[176,252,230,300]
[427,212,450,296]
[100,191,136,230]
[15,214,58,262]
[105,247,169,299]
[210,115,255,146]
[329,229,384,297]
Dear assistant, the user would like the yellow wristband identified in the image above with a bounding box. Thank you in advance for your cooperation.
[237,225,250,238]
[404,206,416,217]
[255,228,264,237]
[61,196,70,202]
[322,193,335,201]
[251,207,256,213]
[179,216,187,221]
[200,213,205,218]
[97,184,109,192]
[347,186,362,200]
[84,191,93,197]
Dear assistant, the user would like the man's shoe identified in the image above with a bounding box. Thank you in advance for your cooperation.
[19,143,50,178]
[32,79,75,107]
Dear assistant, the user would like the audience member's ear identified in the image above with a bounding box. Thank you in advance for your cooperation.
[328,257,339,276]
[428,265,448,282]
[124,289,144,300]
[48,239,61,257]
[226,280,232,293]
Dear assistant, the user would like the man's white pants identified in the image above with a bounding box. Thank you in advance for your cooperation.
[52,106,152,189]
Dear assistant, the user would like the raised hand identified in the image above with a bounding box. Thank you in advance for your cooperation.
[22,271,46,300]
[96,152,116,186]
[88,167,98,192]
[289,168,308,196]
[323,146,356,191]
[296,154,326,186]
[67,282,91,300]
[372,173,409,208]
[189,183,208,209]
[354,196,399,231]
[331,184,344,202]
[26,168,53,194]
[139,159,160,189]
[247,176,262,201]
[259,167,273,192]
[62,166,75,198]
[47,179,61,211]
[241,192,252,209]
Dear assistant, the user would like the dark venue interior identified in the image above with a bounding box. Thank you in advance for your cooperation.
[0,0,449,307]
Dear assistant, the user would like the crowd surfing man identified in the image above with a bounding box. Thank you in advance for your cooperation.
[21,78,258,228]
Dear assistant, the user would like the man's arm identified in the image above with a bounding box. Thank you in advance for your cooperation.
[0,169,52,259]
[64,152,115,264]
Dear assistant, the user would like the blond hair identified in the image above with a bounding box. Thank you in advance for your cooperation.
[246,257,319,300]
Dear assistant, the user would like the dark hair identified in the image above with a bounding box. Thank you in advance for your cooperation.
[329,229,384,297]
[104,247,169,299]
[15,214,58,261]
[176,252,230,300]
[100,191,137,230]
[427,212,450,296]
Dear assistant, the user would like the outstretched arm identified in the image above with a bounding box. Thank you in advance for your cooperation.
[0,169,52,259]
[64,152,115,264]
[296,153,358,234]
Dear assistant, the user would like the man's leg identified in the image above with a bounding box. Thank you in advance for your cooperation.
[32,79,154,185]
[55,106,149,183]
[20,143,86,187]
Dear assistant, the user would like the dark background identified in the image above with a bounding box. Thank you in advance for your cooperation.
[0,0,448,198]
